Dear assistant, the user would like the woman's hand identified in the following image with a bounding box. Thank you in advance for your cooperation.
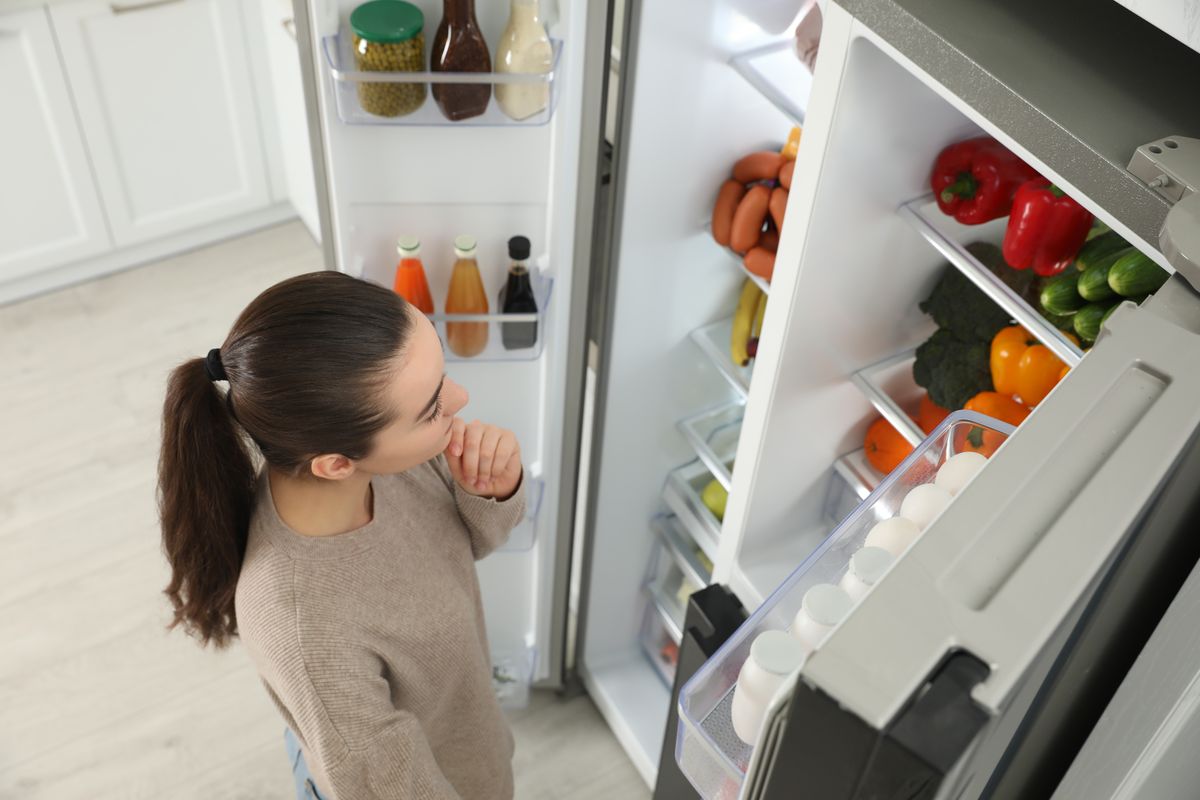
[445,419,522,500]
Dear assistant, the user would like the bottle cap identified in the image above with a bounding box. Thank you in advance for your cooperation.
[350,0,423,44]
[748,630,805,676]
[848,547,894,587]
[800,583,853,627]
[507,236,531,261]
[453,235,477,258]
[397,236,420,257]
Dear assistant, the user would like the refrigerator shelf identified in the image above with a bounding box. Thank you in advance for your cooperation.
[321,34,564,127]
[898,195,1084,366]
[425,271,554,362]
[491,644,536,710]
[690,319,754,400]
[850,348,926,447]
[676,412,1015,798]
[729,39,813,127]
[832,448,883,504]
[654,513,714,590]
[662,460,723,566]
[645,533,704,644]
[496,475,545,552]
[677,403,743,492]
[639,597,680,688]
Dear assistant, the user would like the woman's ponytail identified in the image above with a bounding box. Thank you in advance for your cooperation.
[158,357,256,648]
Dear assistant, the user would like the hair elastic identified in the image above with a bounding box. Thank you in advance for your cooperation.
[204,349,228,382]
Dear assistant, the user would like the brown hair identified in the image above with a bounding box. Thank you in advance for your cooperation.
[158,271,414,647]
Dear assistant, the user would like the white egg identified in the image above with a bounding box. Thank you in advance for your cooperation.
[863,517,921,557]
[935,452,988,496]
[900,483,954,530]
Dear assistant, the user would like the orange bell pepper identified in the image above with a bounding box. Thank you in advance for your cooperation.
[990,325,1073,406]
[962,391,1030,456]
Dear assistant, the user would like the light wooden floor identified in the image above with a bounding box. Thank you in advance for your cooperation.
[0,221,649,800]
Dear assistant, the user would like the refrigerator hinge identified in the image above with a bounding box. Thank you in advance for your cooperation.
[1127,136,1200,291]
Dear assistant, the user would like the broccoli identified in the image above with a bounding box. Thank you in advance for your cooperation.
[919,259,1013,343]
[913,328,993,410]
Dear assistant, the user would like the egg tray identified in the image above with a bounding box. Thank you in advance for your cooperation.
[674,410,1015,799]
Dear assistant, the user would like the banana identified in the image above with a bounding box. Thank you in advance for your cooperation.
[730,279,762,367]
[747,292,768,358]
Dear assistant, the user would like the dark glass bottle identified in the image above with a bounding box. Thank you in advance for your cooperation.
[430,0,491,121]
[500,236,538,350]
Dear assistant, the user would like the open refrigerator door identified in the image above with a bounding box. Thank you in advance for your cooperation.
[292,0,602,700]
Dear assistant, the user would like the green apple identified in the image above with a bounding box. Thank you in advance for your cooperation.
[701,478,728,522]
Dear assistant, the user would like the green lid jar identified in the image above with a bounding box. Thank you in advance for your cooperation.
[349,1,426,118]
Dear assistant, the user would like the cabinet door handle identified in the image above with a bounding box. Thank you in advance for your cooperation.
[110,0,185,14]
[281,17,297,41]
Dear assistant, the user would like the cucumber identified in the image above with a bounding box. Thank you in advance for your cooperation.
[1074,300,1119,344]
[1041,309,1077,332]
[1074,231,1129,272]
[1108,251,1169,297]
[1077,246,1133,302]
[1040,272,1086,316]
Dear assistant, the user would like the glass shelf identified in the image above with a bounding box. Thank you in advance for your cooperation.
[690,319,754,400]
[898,195,1084,366]
[676,412,1016,798]
[850,348,926,447]
[322,33,563,127]
[645,534,705,643]
[729,39,813,126]
[640,597,680,688]
[662,460,723,567]
[424,271,553,363]
[496,476,545,552]
[678,403,743,492]
[654,513,714,590]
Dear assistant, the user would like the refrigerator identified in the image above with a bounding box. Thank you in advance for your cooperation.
[287,0,1200,794]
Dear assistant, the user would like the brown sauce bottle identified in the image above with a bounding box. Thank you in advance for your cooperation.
[430,0,492,121]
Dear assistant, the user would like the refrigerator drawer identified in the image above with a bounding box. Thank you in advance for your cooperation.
[676,412,1013,799]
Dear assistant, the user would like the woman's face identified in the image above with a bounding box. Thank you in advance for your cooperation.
[353,310,468,476]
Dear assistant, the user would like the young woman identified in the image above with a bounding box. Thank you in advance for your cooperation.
[158,271,525,799]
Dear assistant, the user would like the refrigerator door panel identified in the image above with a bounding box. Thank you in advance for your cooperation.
[292,0,605,688]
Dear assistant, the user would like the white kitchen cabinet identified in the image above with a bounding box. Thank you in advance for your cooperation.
[259,0,319,241]
[0,8,110,282]
[50,0,270,247]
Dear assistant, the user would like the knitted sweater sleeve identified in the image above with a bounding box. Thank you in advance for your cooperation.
[432,455,527,560]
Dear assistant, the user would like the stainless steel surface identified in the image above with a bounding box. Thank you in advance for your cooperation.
[838,0,1200,247]
[547,0,615,691]
[291,0,336,269]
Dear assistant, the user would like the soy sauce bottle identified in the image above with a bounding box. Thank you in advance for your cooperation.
[499,236,538,350]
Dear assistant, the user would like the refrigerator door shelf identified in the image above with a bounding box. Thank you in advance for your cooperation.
[654,513,714,590]
[491,644,536,710]
[899,195,1085,366]
[849,348,925,446]
[690,318,755,400]
[639,595,681,689]
[676,411,1014,799]
[321,34,563,127]
[662,460,724,565]
[426,271,554,363]
[495,474,545,553]
[677,402,743,492]
[729,37,815,127]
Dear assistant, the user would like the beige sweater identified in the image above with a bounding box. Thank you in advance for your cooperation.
[234,456,525,799]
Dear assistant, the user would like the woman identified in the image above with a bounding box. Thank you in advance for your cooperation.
[158,271,525,799]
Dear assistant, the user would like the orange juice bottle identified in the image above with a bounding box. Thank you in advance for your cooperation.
[392,236,434,314]
[445,235,489,357]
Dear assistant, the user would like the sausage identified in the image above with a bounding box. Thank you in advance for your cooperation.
[778,160,794,191]
[711,180,746,247]
[769,188,788,231]
[758,226,779,252]
[744,247,776,282]
[730,185,771,254]
[733,151,785,184]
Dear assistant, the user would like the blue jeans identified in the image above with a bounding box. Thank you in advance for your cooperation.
[284,728,327,800]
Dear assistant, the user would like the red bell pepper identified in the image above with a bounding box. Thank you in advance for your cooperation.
[1002,180,1094,276]
[930,137,1040,225]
